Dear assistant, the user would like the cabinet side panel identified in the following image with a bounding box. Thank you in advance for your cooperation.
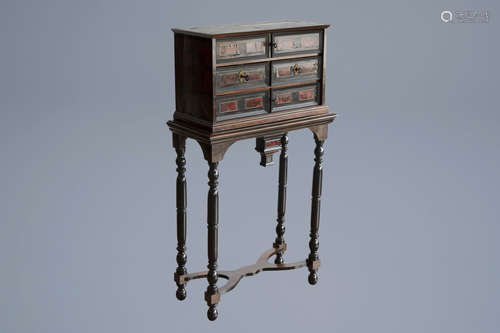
[321,29,327,105]
[174,34,213,122]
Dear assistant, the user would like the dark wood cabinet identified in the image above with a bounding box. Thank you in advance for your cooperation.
[168,20,336,321]
[171,20,331,129]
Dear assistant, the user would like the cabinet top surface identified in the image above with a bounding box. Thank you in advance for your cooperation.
[172,20,330,38]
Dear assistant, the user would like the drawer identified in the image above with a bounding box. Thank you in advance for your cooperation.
[272,31,321,56]
[216,35,268,62]
[272,57,320,85]
[216,91,269,121]
[216,63,268,93]
[271,84,319,112]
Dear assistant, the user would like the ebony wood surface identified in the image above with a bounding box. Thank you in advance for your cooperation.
[168,112,334,163]
[174,33,214,122]
[214,80,320,97]
[173,105,330,132]
[307,135,324,285]
[174,136,187,301]
[205,162,220,321]
[170,120,333,320]
[321,29,327,104]
[254,135,282,167]
[273,134,288,264]
[175,244,308,297]
[172,21,332,133]
[170,20,335,321]
[172,20,329,38]
[215,52,321,67]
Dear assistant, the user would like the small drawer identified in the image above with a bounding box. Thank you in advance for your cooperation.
[216,91,269,121]
[272,57,320,85]
[216,63,268,93]
[216,35,268,62]
[271,84,319,112]
[272,31,321,56]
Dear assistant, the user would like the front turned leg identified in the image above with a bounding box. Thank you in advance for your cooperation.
[307,135,324,285]
[173,139,187,300]
[205,162,220,321]
[273,134,288,264]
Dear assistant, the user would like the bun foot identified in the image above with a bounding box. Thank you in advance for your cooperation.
[308,272,318,285]
[176,286,186,300]
[207,305,218,321]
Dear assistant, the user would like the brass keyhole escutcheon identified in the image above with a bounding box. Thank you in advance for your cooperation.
[291,64,301,75]
[238,71,249,83]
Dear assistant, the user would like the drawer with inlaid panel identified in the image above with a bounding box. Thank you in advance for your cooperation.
[271,31,322,56]
[216,35,269,63]
[216,91,269,121]
[271,83,320,112]
[216,63,268,93]
[271,57,321,85]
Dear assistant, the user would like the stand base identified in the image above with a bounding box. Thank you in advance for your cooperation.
[174,244,319,304]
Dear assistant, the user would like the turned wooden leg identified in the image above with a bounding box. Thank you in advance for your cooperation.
[307,135,324,285]
[173,136,187,300]
[205,162,220,321]
[273,134,288,264]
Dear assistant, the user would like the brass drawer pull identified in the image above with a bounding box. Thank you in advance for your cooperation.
[291,64,302,75]
[238,71,250,83]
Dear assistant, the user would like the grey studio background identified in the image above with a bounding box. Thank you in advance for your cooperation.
[1,0,499,332]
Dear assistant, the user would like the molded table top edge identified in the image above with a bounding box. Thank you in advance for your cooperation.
[172,20,331,38]
[167,113,336,143]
